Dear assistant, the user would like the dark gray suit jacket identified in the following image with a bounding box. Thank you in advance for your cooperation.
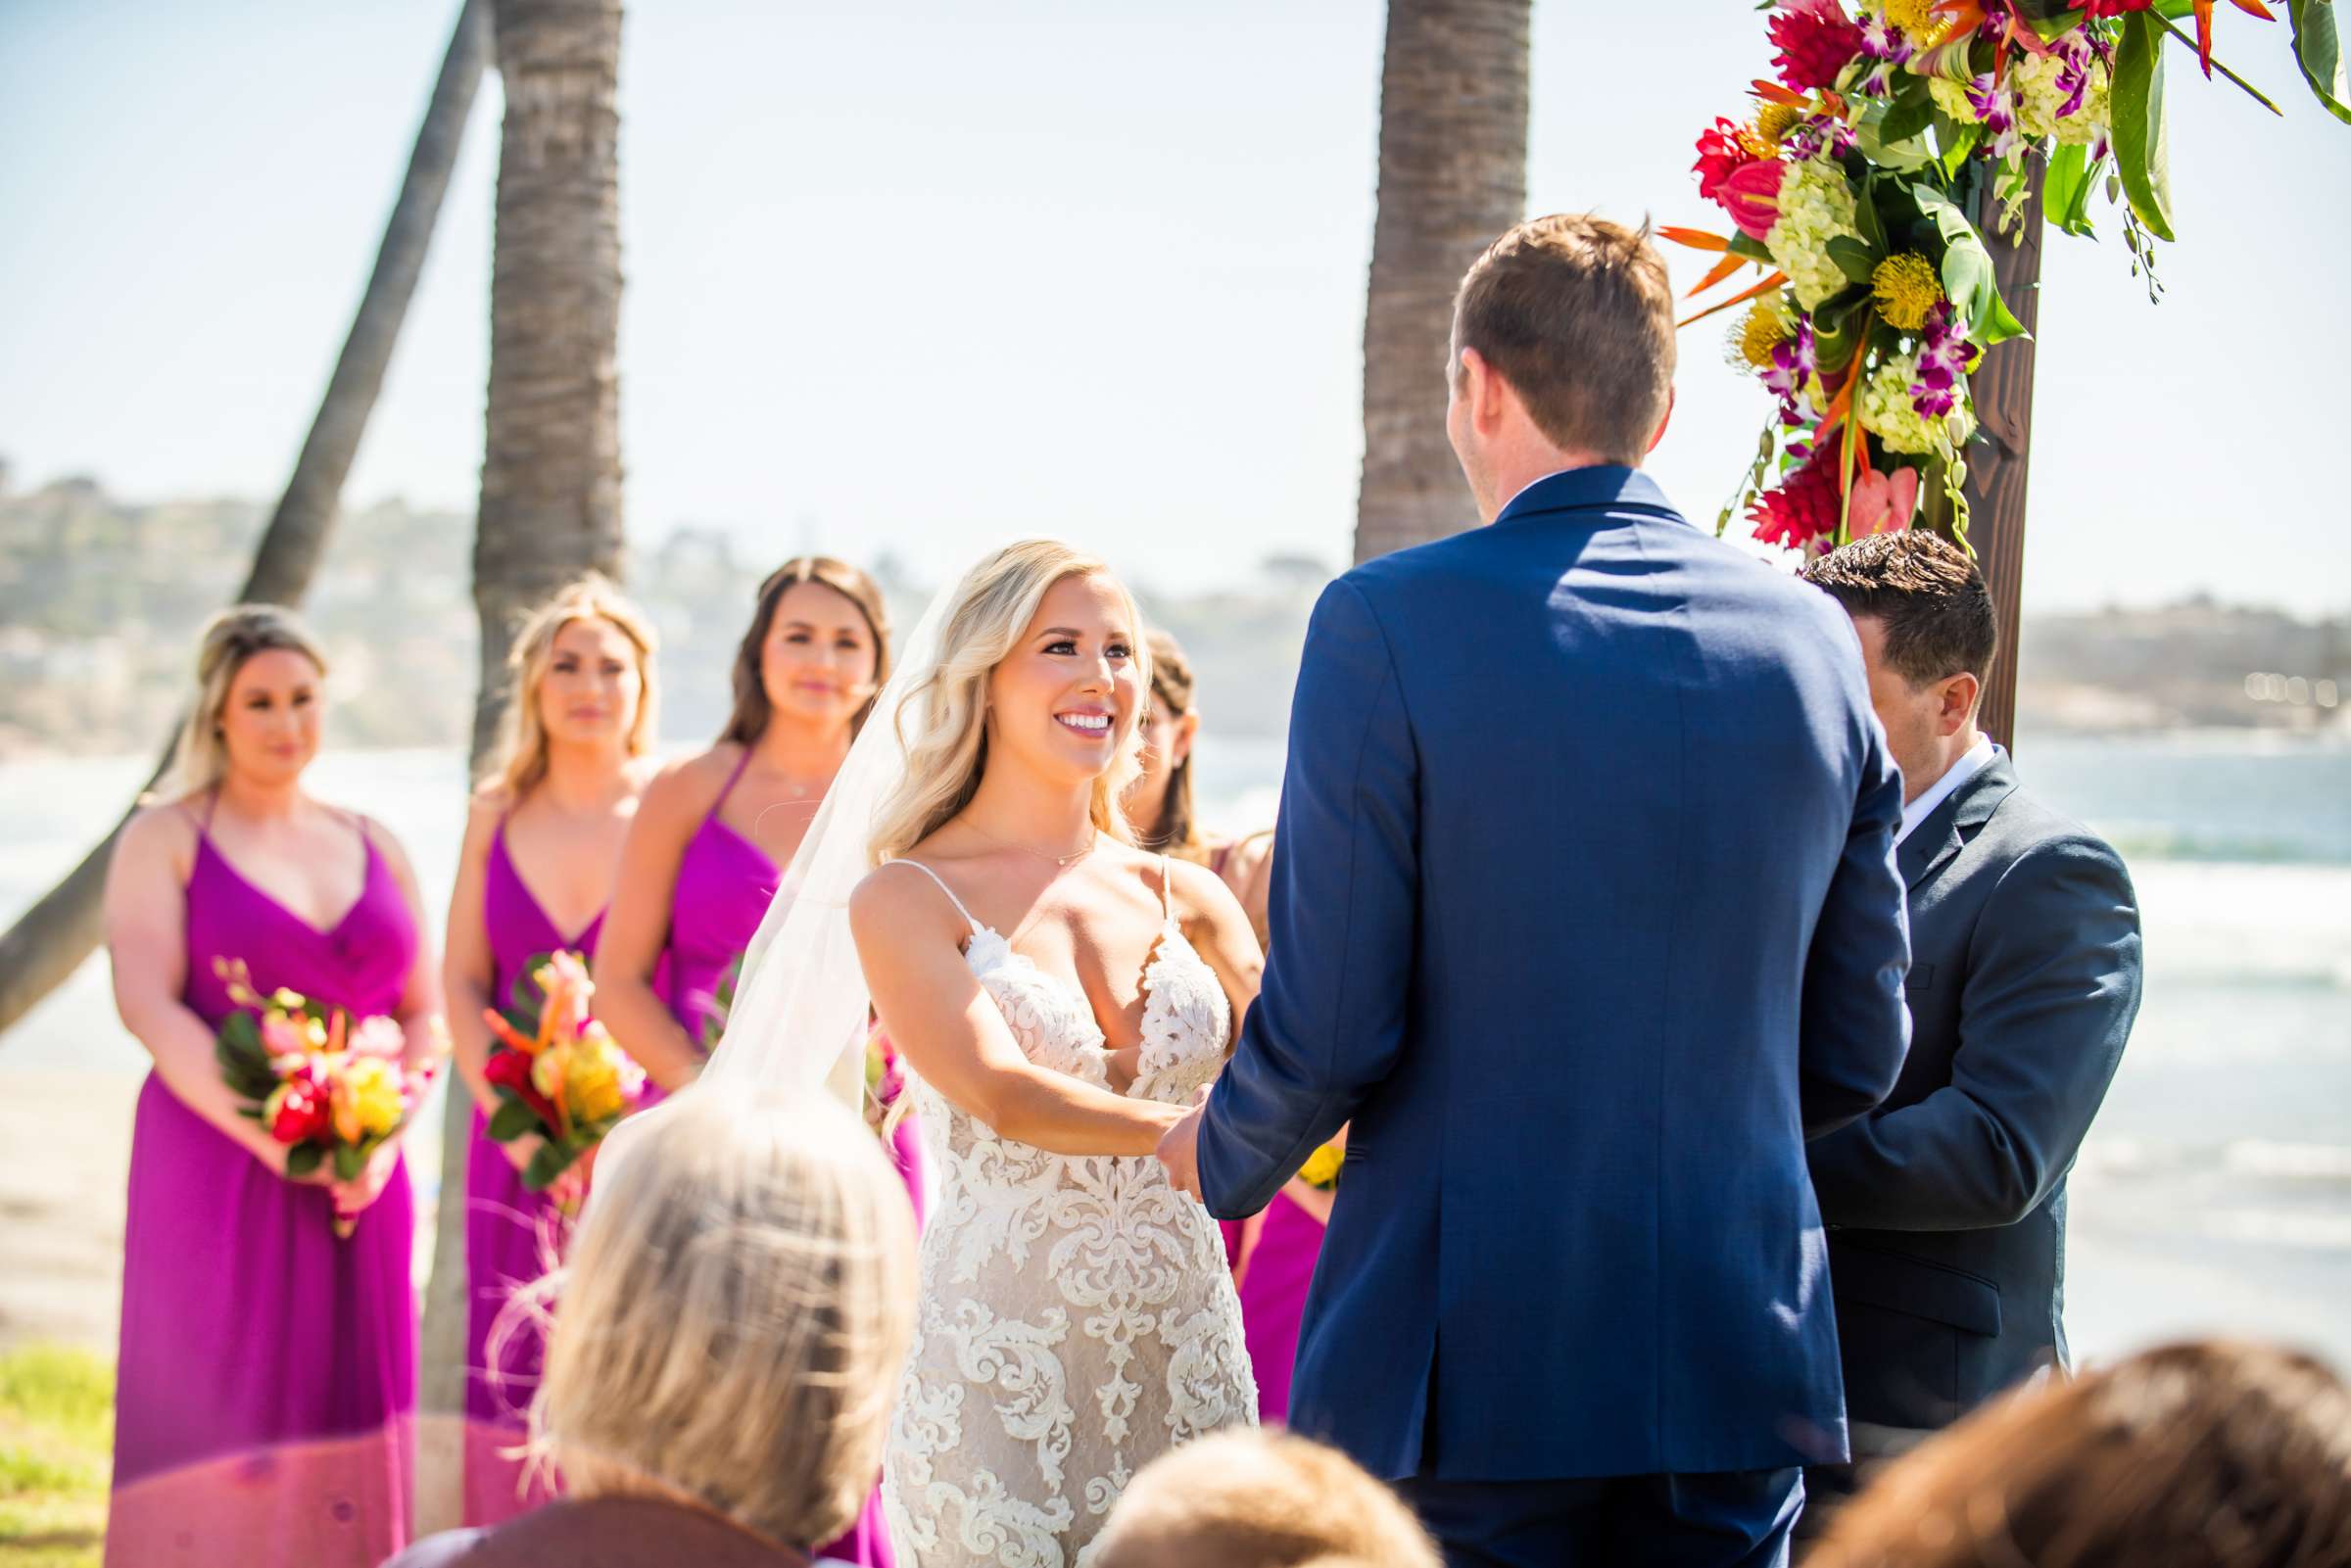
[1810,752,2142,1433]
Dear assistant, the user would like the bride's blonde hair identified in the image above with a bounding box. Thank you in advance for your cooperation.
[868,541,1152,868]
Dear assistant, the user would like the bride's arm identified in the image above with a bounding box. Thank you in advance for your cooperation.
[850,871,1183,1157]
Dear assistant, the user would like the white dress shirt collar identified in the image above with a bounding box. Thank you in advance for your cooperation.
[1895,733,1999,847]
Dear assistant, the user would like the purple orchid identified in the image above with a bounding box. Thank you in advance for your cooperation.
[1855,18,1914,97]
[2051,32,2097,121]
[1785,113,1858,161]
[1967,72,2023,160]
[1761,314,1821,427]
[1909,302,1971,420]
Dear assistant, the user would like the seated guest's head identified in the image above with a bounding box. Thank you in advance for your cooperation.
[1445,214,1677,524]
[1090,1429,1440,1568]
[1801,530,1996,803]
[1810,1339,2351,1568]
[535,1090,916,1550]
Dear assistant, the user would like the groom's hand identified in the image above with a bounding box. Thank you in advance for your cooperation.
[1158,1091,1208,1203]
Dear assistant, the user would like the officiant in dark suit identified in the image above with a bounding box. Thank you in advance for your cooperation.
[1798,532,2143,1522]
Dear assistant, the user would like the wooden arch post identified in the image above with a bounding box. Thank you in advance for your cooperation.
[1955,162,2047,750]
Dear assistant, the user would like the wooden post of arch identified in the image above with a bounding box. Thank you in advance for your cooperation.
[1954,161,2047,750]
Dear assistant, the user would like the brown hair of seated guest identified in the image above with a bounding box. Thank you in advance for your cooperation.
[1090,1429,1441,1568]
[1809,1339,2351,1568]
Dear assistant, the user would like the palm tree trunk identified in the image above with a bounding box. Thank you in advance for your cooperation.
[1352,0,1531,564]
[0,0,494,1042]
[416,0,625,1531]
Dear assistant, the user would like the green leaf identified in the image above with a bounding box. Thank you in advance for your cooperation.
[286,1142,323,1178]
[1912,185,2029,345]
[1826,236,1880,286]
[523,1141,579,1193]
[487,1098,540,1142]
[333,1142,362,1182]
[1727,230,1775,264]
[1931,108,1981,179]
[2042,142,2096,238]
[1811,296,1871,376]
[2288,0,2351,125]
[1876,89,1935,149]
[2112,12,2177,242]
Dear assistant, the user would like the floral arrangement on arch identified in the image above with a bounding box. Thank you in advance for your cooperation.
[1670,0,2347,556]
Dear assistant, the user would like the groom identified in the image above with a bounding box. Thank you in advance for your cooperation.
[1160,214,1912,1567]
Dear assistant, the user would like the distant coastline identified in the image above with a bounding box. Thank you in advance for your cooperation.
[0,473,2341,761]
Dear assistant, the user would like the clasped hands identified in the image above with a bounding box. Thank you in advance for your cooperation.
[1155,1088,1209,1204]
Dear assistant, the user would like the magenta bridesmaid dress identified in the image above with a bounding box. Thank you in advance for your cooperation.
[457,820,607,1525]
[107,806,418,1567]
[661,749,921,1568]
[1236,1190,1328,1424]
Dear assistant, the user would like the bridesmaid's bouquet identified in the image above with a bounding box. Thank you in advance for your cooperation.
[482,949,647,1192]
[212,959,433,1236]
[1297,1139,1345,1191]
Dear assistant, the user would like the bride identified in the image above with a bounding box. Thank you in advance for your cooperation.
[676,539,1262,1568]
[850,543,1262,1566]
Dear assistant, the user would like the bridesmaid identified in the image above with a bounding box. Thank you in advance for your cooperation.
[1132,627,1327,1426]
[441,578,659,1526]
[595,555,912,1568]
[101,606,444,1566]
[1133,629,1271,942]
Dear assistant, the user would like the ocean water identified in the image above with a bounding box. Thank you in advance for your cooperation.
[2,731,2346,1365]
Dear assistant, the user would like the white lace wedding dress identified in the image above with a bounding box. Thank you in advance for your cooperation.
[879,859,1257,1568]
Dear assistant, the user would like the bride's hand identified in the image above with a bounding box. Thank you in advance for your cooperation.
[1156,1088,1208,1202]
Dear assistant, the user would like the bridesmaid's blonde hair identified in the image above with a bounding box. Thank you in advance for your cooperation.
[867,541,1151,867]
[485,576,659,801]
[162,605,330,796]
[518,1091,916,1548]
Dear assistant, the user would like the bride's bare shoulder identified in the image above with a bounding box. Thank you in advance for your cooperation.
[848,857,967,944]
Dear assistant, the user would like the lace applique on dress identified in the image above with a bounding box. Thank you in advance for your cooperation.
[880,865,1256,1568]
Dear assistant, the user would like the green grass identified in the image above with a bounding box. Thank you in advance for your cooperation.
[0,1346,110,1568]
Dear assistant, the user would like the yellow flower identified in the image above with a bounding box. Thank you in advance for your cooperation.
[1880,0,1936,38]
[1732,297,1790,369]
[1298,1142,1345,1189]
[331,1056,406,1143]
[531,1040,572,1105]
[566,1036,630,1123]
[1752,102,1803,145]
[1871,252,1943,331]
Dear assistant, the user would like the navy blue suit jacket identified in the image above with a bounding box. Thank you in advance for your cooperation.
[1195,467,1912,1483]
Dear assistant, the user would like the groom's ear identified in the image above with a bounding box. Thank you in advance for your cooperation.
[1645,386,1676,455]
[1459,346,1503,434]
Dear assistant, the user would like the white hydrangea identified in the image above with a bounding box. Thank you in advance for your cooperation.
[1765,156,1863,311]
[1929,74,1980,123]
[1858,353,1974,457]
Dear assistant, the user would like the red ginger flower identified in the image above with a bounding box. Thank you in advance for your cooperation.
[1694,117,1776,203]
[1769,0,1866,92]
[1750,444,1846,550]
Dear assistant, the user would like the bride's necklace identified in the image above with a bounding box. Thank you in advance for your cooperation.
[965,819,1099,868]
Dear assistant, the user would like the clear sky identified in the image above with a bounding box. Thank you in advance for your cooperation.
[3,0,2345,611]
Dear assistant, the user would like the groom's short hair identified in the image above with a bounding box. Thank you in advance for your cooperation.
[1803,531,1997,688]
[1451,214,1676,466]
